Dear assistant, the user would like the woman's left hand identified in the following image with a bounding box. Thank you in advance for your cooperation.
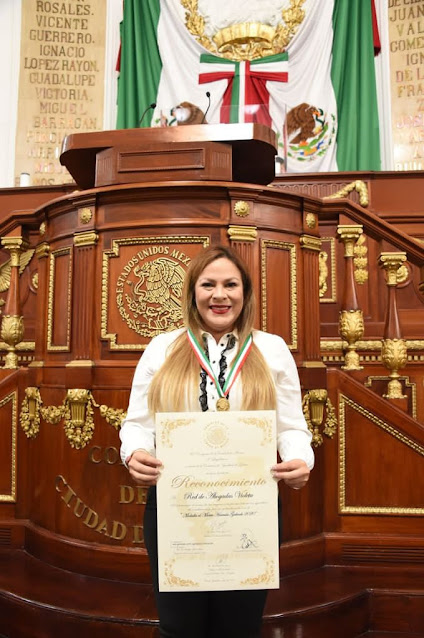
[271,459,310,489]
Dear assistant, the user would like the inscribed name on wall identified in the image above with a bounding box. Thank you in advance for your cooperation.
[388,0,424,170]
[15,0,106,186]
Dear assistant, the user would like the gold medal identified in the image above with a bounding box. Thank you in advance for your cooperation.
[216,397,230,411]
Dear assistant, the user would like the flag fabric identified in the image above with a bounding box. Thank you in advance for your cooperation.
[198,52,288,126]
[116,0,381,172]
[116,0,161,129]
[331,1,381,170]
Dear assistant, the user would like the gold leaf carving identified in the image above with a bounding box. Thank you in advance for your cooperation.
[98,404,127,430]
[181,0,306,60]
[0,249,35,293]
[302,390,337,448]
[19,387,128,449]
[353,234,368,284]
[319,251,328,297]
[20,387,42,439]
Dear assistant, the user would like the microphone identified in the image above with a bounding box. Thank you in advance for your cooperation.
[201,92,211,124]
[138,102,157,126]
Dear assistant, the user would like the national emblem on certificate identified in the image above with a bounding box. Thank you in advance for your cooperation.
[155,410,279,592]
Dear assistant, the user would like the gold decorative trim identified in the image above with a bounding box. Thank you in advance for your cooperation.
[102,236,209,350]
[300,234,321,252]
[0,341,34,351]
[19,387,127,448]
[47,247,73,352]
[301,361,326,369]
[324,180,369,207]
[321,340,424,353]
[381,338,408,399]
[353,234,368,285]
[305,213,317,229]
[39,221,46,236]
[74,231,99,247]
[227,225,257,242]
[181,0,306,60]
[379,252,407,286]
[319,237,337,303]
[1,237,29,255]
[339,394,424,515]
[240,556,276,586]
[302,389,337,447]
[396,263,409,285]
[35,242,49,259]
[164,558,198,588]
[20,387,41,439]
[261,239,297,350]
[364,375,417,419]
[66,360,95,367]
[339,309,364,371]
[79,207,93,224]
[0,391,17,502]
[234,200,250,217]
[1,315,24,369]
[337,225,363,257]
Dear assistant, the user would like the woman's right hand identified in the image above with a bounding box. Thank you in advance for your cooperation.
[127,449,162,485]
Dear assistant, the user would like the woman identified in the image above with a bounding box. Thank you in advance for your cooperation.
[120,244,314,638]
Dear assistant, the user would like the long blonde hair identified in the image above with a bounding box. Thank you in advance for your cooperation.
[148,245,276,412]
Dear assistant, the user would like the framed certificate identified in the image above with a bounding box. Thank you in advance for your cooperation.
[156,410,279,592]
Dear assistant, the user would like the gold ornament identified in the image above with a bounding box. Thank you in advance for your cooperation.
[381,338,408,399]
[19,387,128,449]
[1,315,24,368]
[181,0,306,60]
[339,309,364,371]
[234,201,250,217]
[353,235,368,285]
[305,213,316,229]
[20,387,42,439]
[302,390,337,447]
[216,397,230,411]
[324,180,369,207]
[98,404,127,429]
[79,207,92,224]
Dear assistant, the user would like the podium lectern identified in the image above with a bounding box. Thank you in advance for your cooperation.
[60,123,278,189]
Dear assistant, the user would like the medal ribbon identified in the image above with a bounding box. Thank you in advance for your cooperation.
[187,329,252,399]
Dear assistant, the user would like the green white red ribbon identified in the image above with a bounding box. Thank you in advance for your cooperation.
[187,328,253,400]
[198,51,288,126]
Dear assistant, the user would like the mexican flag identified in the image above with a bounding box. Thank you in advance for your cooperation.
[116,0,381,172]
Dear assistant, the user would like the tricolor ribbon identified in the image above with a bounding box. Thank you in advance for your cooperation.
[199,52,288,126]
[187,328,253,400]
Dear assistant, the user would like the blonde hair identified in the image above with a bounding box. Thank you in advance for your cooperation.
[148,245,276,412]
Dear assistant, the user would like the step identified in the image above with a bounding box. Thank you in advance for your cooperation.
[1,550,424,638]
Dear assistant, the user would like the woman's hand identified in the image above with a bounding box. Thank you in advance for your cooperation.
[271,459,310,489]
[127,449,162,486]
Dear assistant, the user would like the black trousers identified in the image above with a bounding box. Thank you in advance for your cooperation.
[144,487,281,638]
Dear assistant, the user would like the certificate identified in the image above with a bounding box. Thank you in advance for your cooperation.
[155,410,279,592]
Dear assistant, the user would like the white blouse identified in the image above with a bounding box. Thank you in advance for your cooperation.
[119,328,315,469]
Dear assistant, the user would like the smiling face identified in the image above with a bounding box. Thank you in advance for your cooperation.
[194,257,244,342]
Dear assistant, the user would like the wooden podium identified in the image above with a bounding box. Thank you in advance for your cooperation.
[60,123,278,189]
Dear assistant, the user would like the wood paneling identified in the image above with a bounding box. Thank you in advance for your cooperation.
[0,161,423,635]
